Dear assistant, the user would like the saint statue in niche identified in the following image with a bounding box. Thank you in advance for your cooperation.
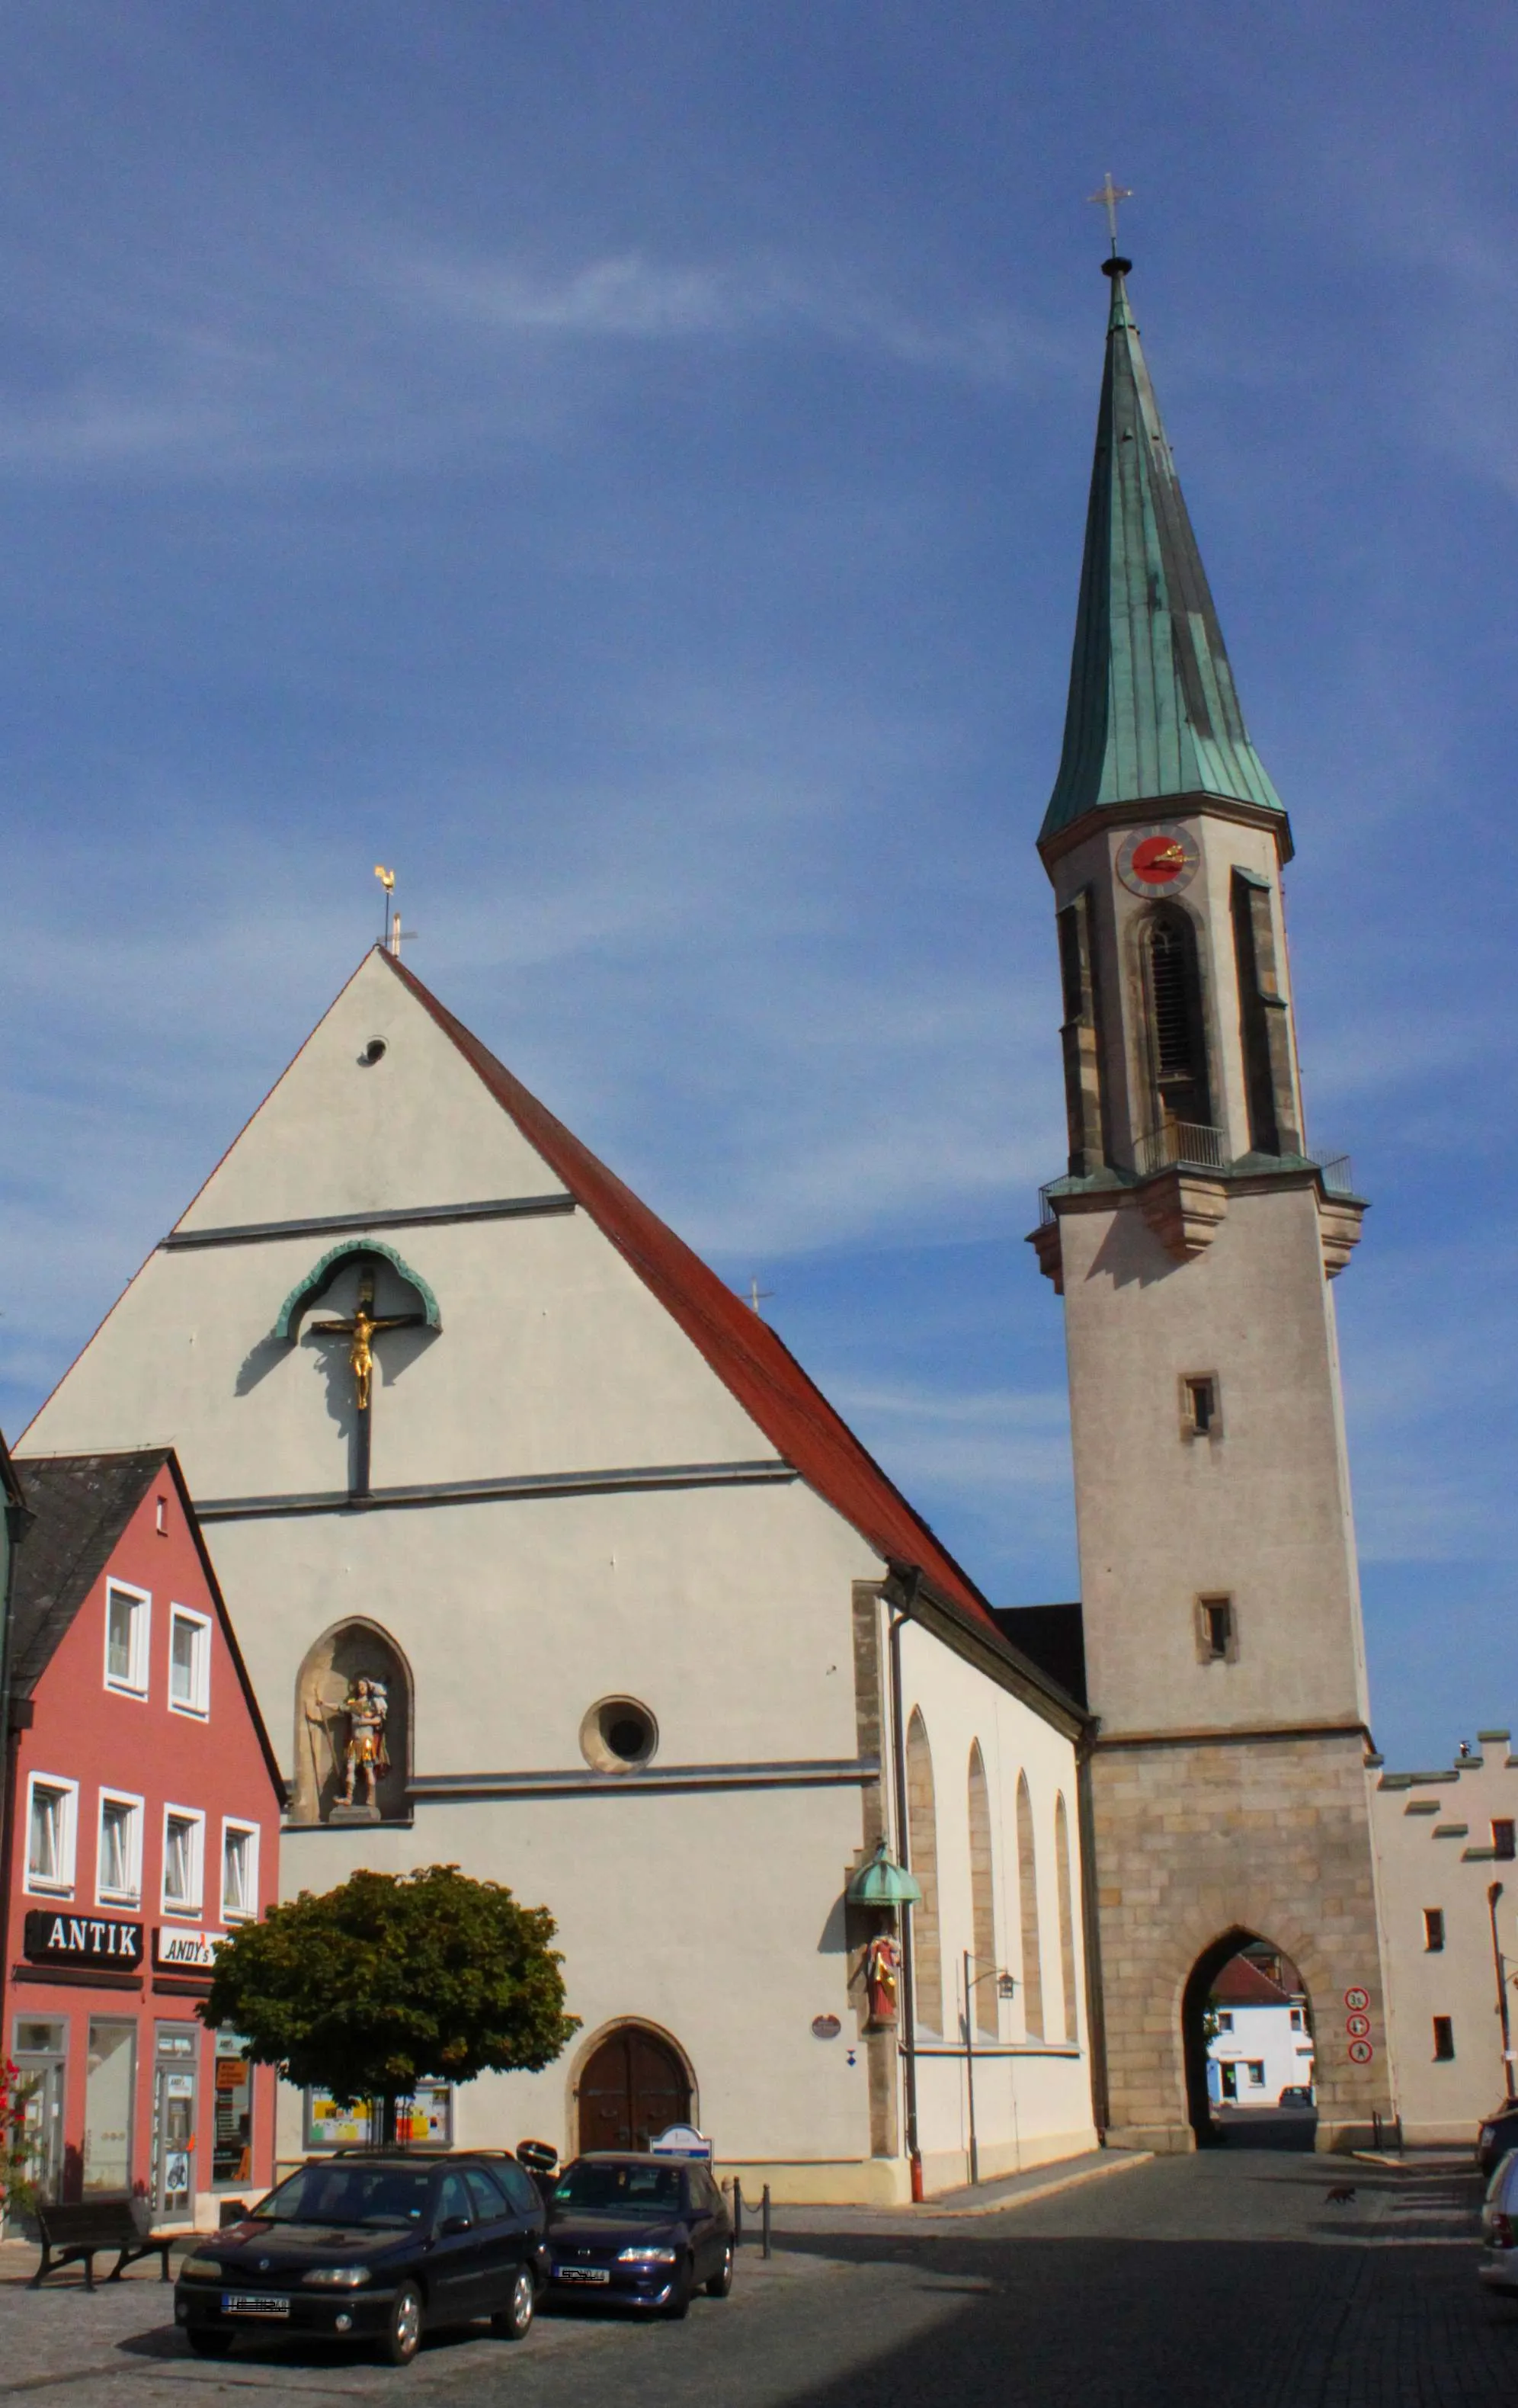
[341,1676,390,1808]
[864,1932,902,2026]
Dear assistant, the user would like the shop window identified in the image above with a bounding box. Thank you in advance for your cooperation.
[221,1822,259,1922]
[212,2034,255,2189]
[1433,2016,1456,2061]
[83,2019,136,2193]
[162,1809,204,1915]
[168,1609,211,1717]
[104,1583,150,1697]
[1424,1908,1445,1953]
[97,1793,143,1906]
[26,1777,77,1894]
[1246,2060,1265,2086]
[304,2081,452,2150]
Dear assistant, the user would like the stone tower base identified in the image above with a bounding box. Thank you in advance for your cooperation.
[1090,1727,1394,2153]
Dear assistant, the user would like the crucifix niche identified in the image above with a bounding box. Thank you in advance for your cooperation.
[311,1268,423,1498]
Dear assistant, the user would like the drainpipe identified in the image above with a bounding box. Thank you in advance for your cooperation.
[1075,1727,1111,2140]
[886,1573,923,2201]
[1489,1883,1514,2102]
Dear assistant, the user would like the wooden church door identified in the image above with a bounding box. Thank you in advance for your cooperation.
[578,2027,691,2153]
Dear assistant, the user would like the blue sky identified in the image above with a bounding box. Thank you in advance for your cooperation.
[2,2,1514,1767]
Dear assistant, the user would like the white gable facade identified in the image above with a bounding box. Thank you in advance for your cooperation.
[22,950,1095,2200]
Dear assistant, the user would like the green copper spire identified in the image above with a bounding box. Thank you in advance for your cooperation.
[1040,260,1285,845]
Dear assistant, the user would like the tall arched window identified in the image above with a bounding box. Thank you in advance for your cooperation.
[1016,1772,1044,2042]
[292,1618,412,1825]
[1055,1792,1079,2044]
[1145,907,1211,1132]
[905,1710,943,2037]
[967,1744,998,2037]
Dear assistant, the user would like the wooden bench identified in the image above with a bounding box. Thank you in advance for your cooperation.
[30,2198,175,2291]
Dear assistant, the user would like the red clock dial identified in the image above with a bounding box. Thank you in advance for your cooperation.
[1117,824,1199,898]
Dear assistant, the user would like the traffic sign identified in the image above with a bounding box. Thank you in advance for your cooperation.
[1343,1987,1369,2012]
[1347,2038,1373,2064]
[1345,2012,1370,2039]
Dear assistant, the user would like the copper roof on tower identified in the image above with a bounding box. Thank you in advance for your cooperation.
[1040,260,1286,847]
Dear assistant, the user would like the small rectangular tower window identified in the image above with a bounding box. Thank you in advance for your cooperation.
[1196,1596,1235,1663]
[1432,2016,1456,2061]
[1424,1908,1445,1952]
[1494,1821,1516,1861]
[1181,1374,1221,1438]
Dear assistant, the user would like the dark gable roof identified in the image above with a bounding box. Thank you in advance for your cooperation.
[9,1450,285,1801]
[8,1450,165,1697]
[383,951,1002,1640]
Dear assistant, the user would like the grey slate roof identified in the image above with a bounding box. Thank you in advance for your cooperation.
[8,1449,166,1696]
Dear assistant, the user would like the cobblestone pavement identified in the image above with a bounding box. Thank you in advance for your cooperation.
[0,2151,1507,2407]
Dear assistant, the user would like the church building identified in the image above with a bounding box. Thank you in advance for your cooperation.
[18,953,1097,2200]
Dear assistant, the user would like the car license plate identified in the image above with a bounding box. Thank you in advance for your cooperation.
[558,2266,610,2285]
[222,2292,291,2317]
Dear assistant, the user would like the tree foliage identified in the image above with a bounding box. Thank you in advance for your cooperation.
[202,1864,578,2109]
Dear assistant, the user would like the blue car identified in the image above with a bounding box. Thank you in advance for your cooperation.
[545,2154,734,2317]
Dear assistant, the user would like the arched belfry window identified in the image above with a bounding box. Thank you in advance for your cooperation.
[905,1710,943,2037]
[293,1619,412,1826]
[1144,908,1212,1133]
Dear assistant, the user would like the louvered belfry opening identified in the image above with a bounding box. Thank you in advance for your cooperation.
[1145,909,1211,1130]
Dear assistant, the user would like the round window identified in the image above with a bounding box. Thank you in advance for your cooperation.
[580,1697,658,1773]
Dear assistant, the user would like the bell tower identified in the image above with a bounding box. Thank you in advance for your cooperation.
[1033,250,1393,2151]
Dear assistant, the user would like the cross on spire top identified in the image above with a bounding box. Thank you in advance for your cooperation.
[1088,172,1132,256]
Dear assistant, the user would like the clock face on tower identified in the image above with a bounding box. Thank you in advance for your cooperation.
[1116,824,1199,899]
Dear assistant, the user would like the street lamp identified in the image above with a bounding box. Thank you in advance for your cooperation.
[963,1954,1016,2186]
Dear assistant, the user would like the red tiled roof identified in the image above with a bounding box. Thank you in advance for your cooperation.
[383,951,1000,1635]
[1212,1953,1300,2008]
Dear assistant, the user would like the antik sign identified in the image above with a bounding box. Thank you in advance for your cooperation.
[24,1911,143,1968]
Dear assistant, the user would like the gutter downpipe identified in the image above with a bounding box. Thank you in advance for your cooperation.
[1489,1883,1514,2102]
[886,1571,923,2201]
[1075,1723,1111,2140]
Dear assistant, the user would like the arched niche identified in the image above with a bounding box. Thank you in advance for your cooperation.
[292,1618,413,1826]
[275,1241,440,1342]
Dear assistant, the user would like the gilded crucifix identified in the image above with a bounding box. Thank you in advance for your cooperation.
[312,1269,421,1412]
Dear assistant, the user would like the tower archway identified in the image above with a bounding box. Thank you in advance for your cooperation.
[1181,1928,1317,2150]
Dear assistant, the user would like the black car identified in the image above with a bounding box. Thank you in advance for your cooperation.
[1478,2101,1518,2178]
[175,2150,546,2365]
[544,2153,733,2317]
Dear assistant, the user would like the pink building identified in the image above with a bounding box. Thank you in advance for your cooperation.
[5,1449,283,2226]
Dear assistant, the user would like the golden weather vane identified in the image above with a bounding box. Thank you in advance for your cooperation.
[373,864,416,957]
[1088,172,1132,256]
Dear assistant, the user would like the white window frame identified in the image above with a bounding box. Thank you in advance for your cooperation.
[24,1775,78,1896]
[96,1789,144,1907]
[167,1606,212,1719]
[103,1580,151,1699]
[220,1820,260,1923]
[161,1806,206,1917]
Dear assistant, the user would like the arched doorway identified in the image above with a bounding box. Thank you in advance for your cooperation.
[576,2026,691,2154]
[1181,1929,1317,2150]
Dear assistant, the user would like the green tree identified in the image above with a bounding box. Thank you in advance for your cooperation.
[202,1864,578,2141]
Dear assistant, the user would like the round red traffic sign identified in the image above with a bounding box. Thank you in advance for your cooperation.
[1347,2038,1373,2064]
[1343,1987,1369,2012]
[1345,2013,1370,2039]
